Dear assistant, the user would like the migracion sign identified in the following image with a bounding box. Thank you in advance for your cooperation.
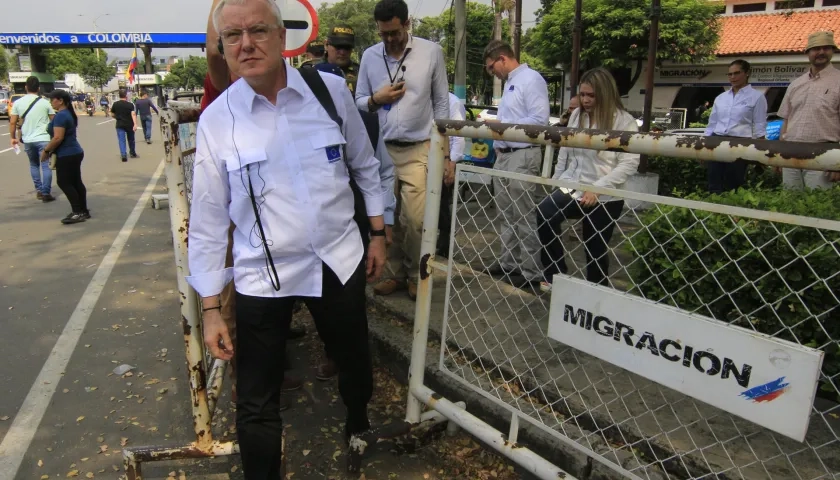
[546,276,823,442]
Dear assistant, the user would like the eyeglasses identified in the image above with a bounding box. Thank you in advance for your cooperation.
[220,24,278,46]
[378,28,404,39]
[726,71,744,77]
[485,57,502,73]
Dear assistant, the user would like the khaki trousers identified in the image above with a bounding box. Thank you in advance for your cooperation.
[385,141,430,282]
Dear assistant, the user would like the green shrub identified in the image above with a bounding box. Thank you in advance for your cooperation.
[648,156,782,197]
[627,187,840,400]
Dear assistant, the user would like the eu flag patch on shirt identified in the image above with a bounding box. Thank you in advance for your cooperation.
[326,145,342,164]
[508,85,515,91]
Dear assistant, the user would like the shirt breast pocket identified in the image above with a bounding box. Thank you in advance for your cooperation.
[309,128,348,180]
[226,148,276,197]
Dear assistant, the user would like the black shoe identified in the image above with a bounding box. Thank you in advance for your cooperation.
[80,210,91,220]
[287,324,306,340]
[121,156,127,162]
[61,213,86,225]
[130,153,139,158]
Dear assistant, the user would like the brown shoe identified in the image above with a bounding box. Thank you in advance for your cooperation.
[316,358,338,381]
[281,374,303,392]
[36,192,44,200]
[407,280,418,300]
[41,194,56,203]
[373,278,407,296]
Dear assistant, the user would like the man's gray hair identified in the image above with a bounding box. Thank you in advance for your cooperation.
[212,0,285,34]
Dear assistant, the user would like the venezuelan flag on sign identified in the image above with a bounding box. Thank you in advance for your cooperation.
[126,49,138,85]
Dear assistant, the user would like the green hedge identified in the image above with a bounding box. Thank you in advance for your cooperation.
[648,156,782,197]
[627,187,840,401]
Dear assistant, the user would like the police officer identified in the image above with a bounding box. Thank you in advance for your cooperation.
[300,41,326,68]
[325,25,360,95]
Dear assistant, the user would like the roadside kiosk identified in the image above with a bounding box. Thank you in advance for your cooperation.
[8,71,55,94]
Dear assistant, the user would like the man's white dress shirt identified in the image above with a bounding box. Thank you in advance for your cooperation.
[448,92,466,162]
[495,64,550,149]
[704,85,768,138]
[355,36,449,142]
[186,65,386,299]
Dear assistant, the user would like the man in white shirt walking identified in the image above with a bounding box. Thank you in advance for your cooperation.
[356,0,450,300]
[186,0,386,475]
[482,40,549,288]
[704,59,767,193]
[9,76,56,202]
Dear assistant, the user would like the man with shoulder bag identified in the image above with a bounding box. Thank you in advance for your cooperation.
[9,76,56,202]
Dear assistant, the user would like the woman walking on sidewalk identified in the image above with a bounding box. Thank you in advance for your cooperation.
[42,90,89,225]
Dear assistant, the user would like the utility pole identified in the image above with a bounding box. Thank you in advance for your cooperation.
[454,0,467,101]
[492,0,502,105]
[569,0,582,97]
[639,0,661,174]
[513,0,522,61]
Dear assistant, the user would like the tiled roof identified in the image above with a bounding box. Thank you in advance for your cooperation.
[717,9,840,56]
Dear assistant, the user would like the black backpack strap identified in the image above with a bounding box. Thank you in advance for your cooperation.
[298,67,343,131]
[357,109,380,152]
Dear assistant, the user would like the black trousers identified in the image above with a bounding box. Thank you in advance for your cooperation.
[536,191,623,286]
[707,159,748,193]
[235,261,372,479]
[56,153,87,213]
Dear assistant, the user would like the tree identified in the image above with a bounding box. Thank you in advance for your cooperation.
[413,3,508,99]
[0,46,9,82]
[316,0,379,51]
[165,56,207,90]
[80,56,116,91]
[45,48,107,78]
[527,0,721,92]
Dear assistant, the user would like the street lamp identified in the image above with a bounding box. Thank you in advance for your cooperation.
[78,13,111,59]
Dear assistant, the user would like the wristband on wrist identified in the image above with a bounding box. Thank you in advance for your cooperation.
[370,228,386,237]
[202,305,221,312]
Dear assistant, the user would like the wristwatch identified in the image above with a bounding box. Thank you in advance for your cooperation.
[370,228,386,237]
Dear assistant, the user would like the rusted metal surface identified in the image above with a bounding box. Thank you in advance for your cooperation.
[205,358,228,417]
[123,440,240,479]
[166,101,202,125]
[347,421,414,473]
[438,120,840,170]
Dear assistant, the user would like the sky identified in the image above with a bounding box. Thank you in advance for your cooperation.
[0,0,540,60]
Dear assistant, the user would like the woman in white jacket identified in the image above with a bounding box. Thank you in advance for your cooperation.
[536,67,639,290]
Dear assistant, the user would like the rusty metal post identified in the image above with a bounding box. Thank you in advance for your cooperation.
[569,0,583,97]
[162,109,214,448]
[405,127,447,424]
[513,0,523,61]
[205,358,228,416]
[639,0,661,173]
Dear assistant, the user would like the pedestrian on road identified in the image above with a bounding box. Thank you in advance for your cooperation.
[536,67,639,291]
[356,0,450,301]
[704,60,768,193]
[111,90,139,162]
[42,90,89,225]
[187,0,387,477]
[8,76,56,203]
[778,31,840,188]
[482,39,550,289]
[134,90,160,144]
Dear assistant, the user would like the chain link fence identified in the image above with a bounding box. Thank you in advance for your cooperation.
[433,160,840,479]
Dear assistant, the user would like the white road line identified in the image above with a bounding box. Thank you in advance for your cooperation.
[97,119,115,125]
[0,147,13,154]
[0,159,166,479]
[1,132,9,136]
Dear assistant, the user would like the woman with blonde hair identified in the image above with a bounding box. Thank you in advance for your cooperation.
[536,67,639,290]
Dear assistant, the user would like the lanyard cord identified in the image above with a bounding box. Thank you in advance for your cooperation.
[383,39,412,84]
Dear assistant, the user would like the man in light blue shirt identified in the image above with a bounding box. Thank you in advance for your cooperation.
[482,40,549,288]
[9,76,56,202]
[704,59,768,193]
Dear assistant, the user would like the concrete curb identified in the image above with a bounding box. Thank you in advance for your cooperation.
[365,287,622,480]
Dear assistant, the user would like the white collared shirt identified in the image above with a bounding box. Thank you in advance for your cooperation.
[553,108,640,201]
[704,85,768,138]
[448,93,466,162]
[186,65,386,299]
[355,36,450,142]
[495,64,550,149]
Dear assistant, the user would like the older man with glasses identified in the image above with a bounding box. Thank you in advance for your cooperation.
[355,0,450,301]
[703,59,767,193]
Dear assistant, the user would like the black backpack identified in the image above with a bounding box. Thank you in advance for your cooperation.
[298,67,379,247]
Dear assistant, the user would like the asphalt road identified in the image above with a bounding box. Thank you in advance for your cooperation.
[0,113,525,480]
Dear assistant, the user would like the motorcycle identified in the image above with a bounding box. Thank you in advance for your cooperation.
[86,104,95,117]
